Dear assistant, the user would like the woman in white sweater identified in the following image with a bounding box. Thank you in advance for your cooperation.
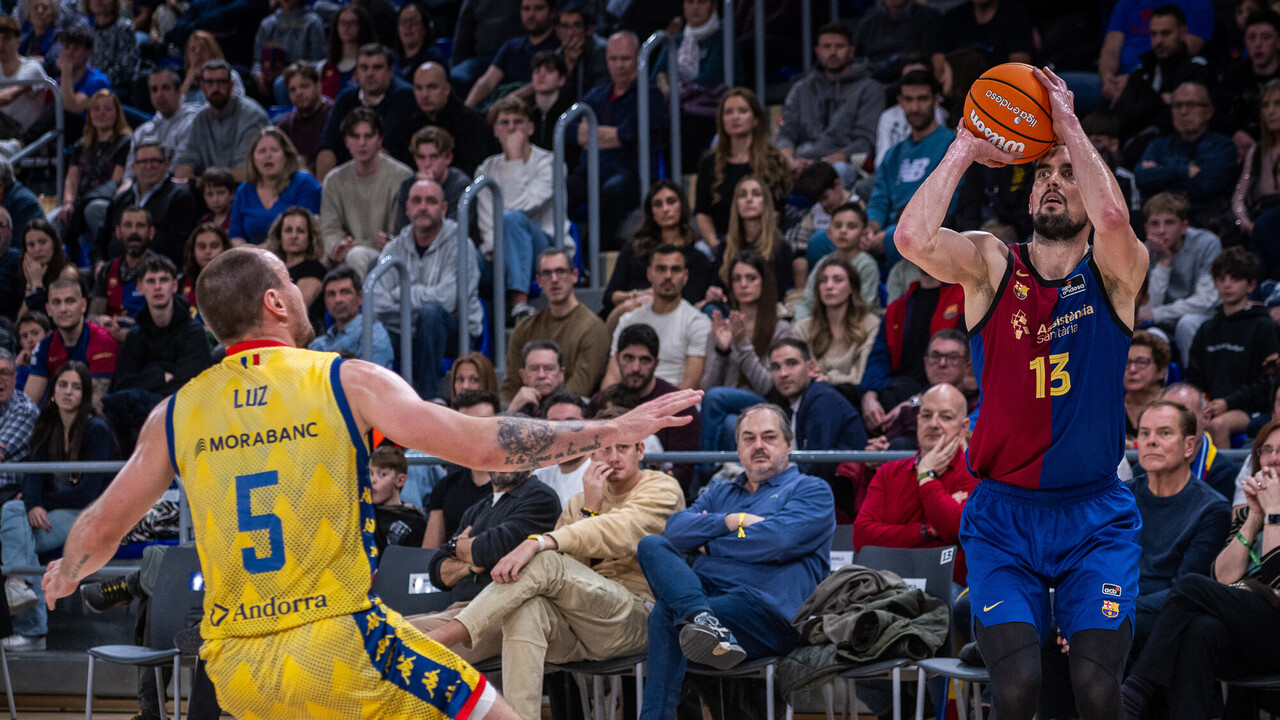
[791,256,879,386]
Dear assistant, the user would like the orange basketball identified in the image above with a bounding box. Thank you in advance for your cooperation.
[962,62,1056,164]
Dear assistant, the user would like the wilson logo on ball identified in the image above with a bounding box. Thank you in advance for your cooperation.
[968,109,1026,155]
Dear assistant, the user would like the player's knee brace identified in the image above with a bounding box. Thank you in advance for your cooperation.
[1066,619,1133,720]
[975,619,1041,720]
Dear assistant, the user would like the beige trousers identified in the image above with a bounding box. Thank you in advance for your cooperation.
[451,552,652,720]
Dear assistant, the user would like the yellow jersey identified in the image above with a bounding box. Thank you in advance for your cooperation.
[167,341,378,640]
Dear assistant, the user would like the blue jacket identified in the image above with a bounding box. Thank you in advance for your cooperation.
[1134,131,1238,206]
[665,465,835,619]
[3,180,44,240]
[579,79,667,177]
[794,381,868,482]
[868,125,957,229]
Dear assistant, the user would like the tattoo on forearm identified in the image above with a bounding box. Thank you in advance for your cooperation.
[70,553,90,581]
[496,418,601,468]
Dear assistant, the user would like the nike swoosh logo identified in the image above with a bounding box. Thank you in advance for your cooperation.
[983,601,1004,612]
[1015,270,1029,278]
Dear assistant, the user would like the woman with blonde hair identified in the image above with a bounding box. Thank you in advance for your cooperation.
[60,88,130,262]
[229,127,322,245]
[708,175,794,301]
[265,207,326,331]
[694,88,790,251]
[791,256,879,385]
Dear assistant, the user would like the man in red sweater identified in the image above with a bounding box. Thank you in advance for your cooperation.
[853,382,976,585]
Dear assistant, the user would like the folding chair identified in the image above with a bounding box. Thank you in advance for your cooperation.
[686,657,790,720]
[85,545,203,720]
[370,545,455,616]
[1223,675,1280,719]
[545,653,647,720]
[836,545,957,720]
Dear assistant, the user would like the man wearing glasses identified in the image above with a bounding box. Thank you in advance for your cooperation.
[500,247,610,403]
[1133,81,1237,229]
[95,141,197,269]
[867,328,979,449]
[175,60,269,183]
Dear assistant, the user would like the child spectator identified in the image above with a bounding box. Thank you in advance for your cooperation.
[1186,246,1280,448]
[198,167,236,231]
[14,311,50,392]
[178,224,231,313]
[369,444,427,553]
[794,201,881,320]
[789,161,852,272]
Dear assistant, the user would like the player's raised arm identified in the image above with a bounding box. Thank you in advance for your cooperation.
[895,125,1019,292]
[43,398,178,606]
[1035,68,1147,297]
[341,360,700,471]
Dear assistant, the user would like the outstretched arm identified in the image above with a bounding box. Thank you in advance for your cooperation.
[43,399,176,607]
[1035,68,1147,306]
[341,360,699,471]
[895,127,1017,320]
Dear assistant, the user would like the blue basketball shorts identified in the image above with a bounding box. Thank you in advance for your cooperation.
[959,475,1142,642]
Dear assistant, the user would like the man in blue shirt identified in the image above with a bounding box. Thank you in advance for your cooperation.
[566,30,666,248]
[6,26,109,153]
[464,0,559,108]
[308,266,393,368]
[866,71,957,270]
[1128,401,1231,648]
[636,403,835,720]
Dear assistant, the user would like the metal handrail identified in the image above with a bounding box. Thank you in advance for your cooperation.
[363,254,415,387]
[753,0,766,103]
[2,449,1245,472]
[553,103,600,287]
[637,30,683,197]
[455,176,504,360]
[723,0,736,88]
[4,76,64,205]
[802,0,813,74]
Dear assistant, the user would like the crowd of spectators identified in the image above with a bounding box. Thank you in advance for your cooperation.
[3,0,1280,716]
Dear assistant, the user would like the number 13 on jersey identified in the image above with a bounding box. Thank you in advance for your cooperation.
[1029,352,1072,399]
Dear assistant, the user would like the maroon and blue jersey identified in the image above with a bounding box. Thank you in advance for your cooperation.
[967,243,1132,491]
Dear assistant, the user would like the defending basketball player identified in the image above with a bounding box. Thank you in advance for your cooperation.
[895,68,1149,719]
[41,247,702,720]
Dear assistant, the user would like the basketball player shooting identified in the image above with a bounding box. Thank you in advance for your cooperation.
[40,247,702,720]
[895,68,1148,719]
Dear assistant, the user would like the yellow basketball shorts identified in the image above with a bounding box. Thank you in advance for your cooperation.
[202,599,493,720]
